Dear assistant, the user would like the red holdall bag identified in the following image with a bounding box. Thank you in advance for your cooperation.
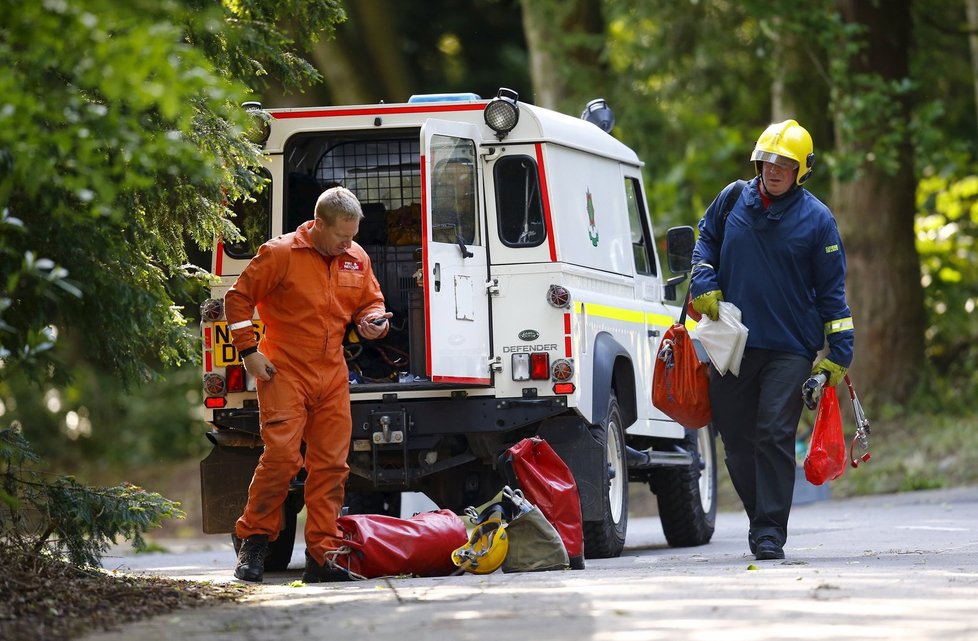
[652,297,712,429]
[501,437,585,569]
[804,385,846,485]
[331,509,468,578]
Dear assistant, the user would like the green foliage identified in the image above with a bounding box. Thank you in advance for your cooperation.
[914,170,978,406]
[604,0,764,227]
[830,411,978,498]
[0,0,344,385]
[2,362,208,470]
[0,427,184,568]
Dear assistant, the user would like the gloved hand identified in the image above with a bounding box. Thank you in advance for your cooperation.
[691,290,723,322]
[811,357,847,387]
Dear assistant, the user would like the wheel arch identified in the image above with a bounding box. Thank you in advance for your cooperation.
[590,332,637,428]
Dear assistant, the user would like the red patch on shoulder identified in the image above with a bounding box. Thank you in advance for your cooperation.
[339,260,363,272]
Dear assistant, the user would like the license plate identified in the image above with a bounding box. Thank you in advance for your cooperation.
[212,321,265,367]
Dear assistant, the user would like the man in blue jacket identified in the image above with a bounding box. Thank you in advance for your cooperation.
[690,120,855,561]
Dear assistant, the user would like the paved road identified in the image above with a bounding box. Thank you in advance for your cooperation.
[87,486,978,641]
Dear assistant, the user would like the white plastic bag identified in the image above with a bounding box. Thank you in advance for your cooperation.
[694,301,748,376]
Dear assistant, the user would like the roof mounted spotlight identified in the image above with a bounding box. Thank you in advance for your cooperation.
[242,101,271,146]
[484,88,520,140]
[581,98,615,134]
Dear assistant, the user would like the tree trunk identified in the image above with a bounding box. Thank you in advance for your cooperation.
[832,0,925,405]
[966,0,978,142]
[519,0,607,112]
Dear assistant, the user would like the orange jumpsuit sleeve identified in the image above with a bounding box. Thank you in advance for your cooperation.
[352,253,389,339]
[223,243,287,354]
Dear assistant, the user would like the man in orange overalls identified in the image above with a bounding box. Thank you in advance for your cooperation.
[225,186,390,583]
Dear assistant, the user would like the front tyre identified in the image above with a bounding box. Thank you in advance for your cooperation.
[650,425,718,547]
[583,392,628,559]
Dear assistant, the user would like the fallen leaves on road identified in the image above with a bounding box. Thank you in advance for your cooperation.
[0,548,252,641]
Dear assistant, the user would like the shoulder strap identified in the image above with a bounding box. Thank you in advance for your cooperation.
[718,179,747,246]
[685,179,747,325]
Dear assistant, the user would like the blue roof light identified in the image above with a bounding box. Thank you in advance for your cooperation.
[408,92,482,104]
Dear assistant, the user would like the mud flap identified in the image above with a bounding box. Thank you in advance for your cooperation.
[536,417,605,522]
[200,445,261,534]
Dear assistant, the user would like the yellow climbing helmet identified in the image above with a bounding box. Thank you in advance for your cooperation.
[750,119,815,186]
[451,508,509,575]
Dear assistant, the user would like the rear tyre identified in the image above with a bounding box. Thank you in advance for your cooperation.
[231,497,300,572]
[583,392,629,559]
[650,425,718,547]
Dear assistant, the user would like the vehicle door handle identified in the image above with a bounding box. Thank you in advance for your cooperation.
[648,329,660,338]
[433,263,441,292]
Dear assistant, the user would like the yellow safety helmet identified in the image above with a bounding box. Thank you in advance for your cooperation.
[750,119,815,186]
[451,510,509,575]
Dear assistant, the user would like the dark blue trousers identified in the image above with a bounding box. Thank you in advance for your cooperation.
[710,348,811,548]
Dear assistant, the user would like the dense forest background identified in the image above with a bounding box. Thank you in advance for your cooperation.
[1,0,977,495]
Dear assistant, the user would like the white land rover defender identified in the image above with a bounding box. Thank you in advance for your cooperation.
[199,89,717,570]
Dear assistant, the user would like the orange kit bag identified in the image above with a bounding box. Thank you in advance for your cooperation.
[652,296,712,429]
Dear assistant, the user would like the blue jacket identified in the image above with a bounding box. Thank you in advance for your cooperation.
[690,177,854,367]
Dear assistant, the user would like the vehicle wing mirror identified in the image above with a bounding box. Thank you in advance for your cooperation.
[665,226,695,274]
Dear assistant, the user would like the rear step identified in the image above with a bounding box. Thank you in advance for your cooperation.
[626,444,700,469]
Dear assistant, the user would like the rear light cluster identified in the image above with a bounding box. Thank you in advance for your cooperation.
[203,365,246,396]
[511,353,549,380]
[510,353,575,393]
[201,298,224,322]
[508,285,577,394]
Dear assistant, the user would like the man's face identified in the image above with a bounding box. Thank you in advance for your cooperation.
[761,158,799,197]
[314,216,360,256]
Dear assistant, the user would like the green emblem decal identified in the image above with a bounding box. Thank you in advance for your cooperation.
[586,189,599,247]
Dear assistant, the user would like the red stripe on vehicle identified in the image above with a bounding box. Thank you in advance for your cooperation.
[215,240,224,276]
[563,313,571,334]
[565,336,573,358]
[204,326,212,349]
[271,103,486,120]
[535,144,557,262]
[420,155,432,376]
[205,349,212,373]
[433,375,491,385]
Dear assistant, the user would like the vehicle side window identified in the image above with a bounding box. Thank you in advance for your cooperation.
[430,135,479,246]
[625,176,655,276]
[495,155,545,248]
[224,168,271,259]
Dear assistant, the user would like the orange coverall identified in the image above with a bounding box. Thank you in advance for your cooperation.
[225,221,386,564]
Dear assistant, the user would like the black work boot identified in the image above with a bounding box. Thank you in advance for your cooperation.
[302,550,351,583]
[234,534,269,582]
[755,537,785,561]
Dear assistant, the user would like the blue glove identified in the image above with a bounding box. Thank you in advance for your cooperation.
[811,357,847,387]
[692,290,723,322]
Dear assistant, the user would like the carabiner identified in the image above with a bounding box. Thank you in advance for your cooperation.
[844,374,872,468]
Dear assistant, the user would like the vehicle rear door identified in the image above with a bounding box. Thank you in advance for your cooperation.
[420,120,491,384]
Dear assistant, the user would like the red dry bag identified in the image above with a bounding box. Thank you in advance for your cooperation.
[501,437,585,569]
[804,386,847,485]
[332,509,468,578]
[652,321,712,429]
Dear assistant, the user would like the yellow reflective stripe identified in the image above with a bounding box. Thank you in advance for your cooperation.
[583,302,645,324]
[824,317,854,334]
[574,301,676,327]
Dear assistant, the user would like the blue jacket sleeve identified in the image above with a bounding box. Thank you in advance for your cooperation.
[812,215,855,367]
[690,183,740,298]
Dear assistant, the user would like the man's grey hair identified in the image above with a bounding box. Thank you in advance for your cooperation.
[315,186,363,225]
